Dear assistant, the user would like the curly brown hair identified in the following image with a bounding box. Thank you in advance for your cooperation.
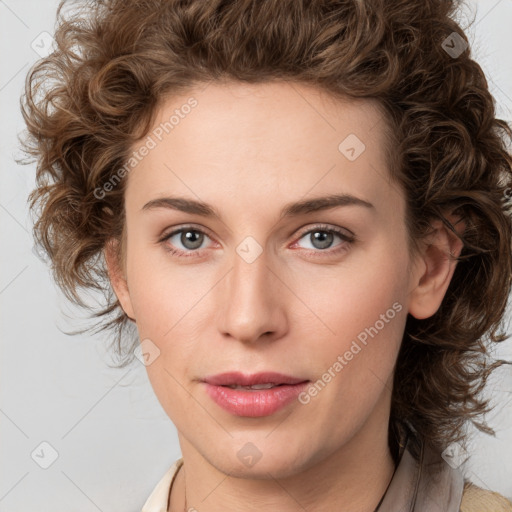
[19,0,512,462]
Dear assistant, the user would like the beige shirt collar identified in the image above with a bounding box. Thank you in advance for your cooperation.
[142,431,464,512]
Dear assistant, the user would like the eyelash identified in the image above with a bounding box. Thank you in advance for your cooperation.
[158,224,356,259]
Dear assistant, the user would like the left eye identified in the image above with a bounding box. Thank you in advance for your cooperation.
[295,228,351,251]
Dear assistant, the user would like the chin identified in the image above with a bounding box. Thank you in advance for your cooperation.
[209,442,314,480]
[221,458,305,480]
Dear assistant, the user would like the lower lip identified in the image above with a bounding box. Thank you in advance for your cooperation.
[203,382,310,417]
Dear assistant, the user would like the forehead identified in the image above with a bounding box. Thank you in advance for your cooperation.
[125,80,400,218]
[150,80,388,153]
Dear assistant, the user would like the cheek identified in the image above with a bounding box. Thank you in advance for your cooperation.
[293,243,409,390]
[296,241,408,337]
[124,242,214,390]
[293,261,407,439]
[124,238,202,336]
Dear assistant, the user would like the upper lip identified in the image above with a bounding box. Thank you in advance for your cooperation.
[203,372,308,386]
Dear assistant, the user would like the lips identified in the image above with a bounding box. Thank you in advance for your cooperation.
[202,372,310,417]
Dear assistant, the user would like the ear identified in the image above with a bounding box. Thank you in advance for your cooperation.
[104,238,136,322]
[408,213,464,320]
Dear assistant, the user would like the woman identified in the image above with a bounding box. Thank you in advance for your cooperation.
[20,0,512,510]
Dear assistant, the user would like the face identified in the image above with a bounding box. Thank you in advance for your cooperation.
[107,81,445,479]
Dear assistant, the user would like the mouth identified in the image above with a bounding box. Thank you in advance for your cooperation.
[202,372,310,417]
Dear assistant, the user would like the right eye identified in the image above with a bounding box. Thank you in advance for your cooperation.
[160,226,214,257]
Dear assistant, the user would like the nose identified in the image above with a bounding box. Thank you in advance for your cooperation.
[216,246,288,345]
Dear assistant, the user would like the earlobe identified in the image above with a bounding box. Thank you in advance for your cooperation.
[104,238,136,322]
[408,215,464,320]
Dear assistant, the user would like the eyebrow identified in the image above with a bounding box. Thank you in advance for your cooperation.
[141,193,374,220]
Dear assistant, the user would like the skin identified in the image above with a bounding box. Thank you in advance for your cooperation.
[105,81,463,512]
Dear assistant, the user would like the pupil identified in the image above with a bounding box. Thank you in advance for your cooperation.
[182,230,203,249]
[312,231,333,249]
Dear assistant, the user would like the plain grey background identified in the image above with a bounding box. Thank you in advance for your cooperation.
[1,0,512,510]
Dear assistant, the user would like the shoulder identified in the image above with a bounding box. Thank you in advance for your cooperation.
[460,481,512,512]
